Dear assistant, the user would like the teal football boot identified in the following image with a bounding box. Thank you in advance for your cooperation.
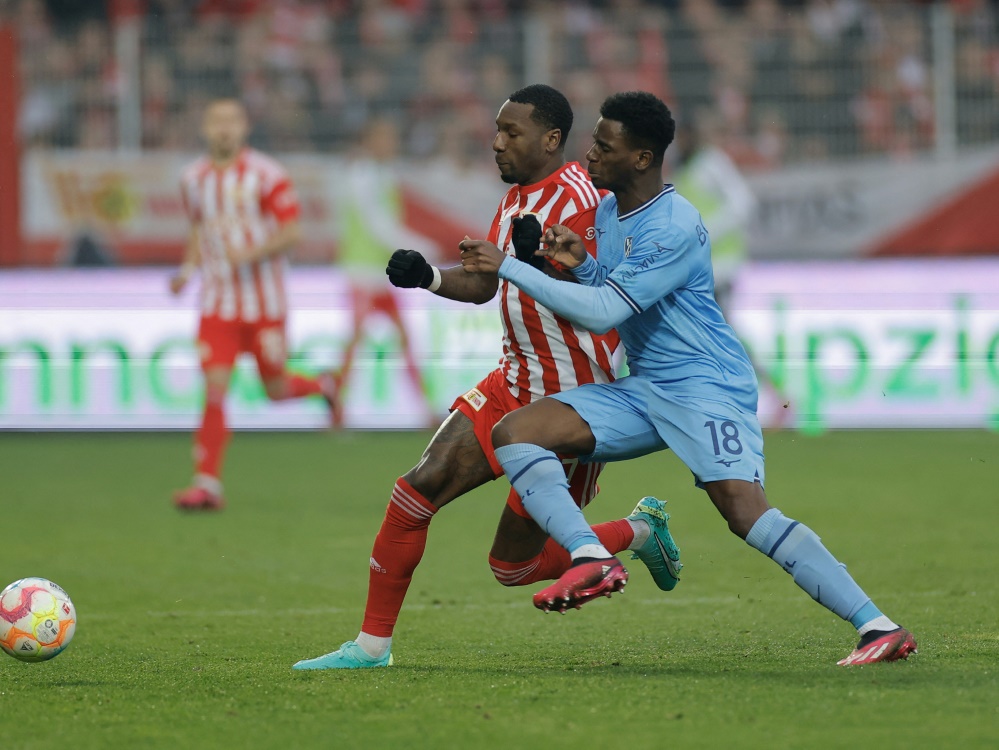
[293,641,393,670]
[627,497,682,591]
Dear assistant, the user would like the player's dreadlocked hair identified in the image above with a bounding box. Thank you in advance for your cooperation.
[508,84,573,148]
[599,92,676,166]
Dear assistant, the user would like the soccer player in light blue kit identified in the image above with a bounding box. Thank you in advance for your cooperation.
[459,91,916,666]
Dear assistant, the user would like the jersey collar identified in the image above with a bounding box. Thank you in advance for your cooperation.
[618,183,675,221]
[517,161,579,194]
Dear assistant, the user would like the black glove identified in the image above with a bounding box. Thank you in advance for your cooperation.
[386,249,434,289]
[511,214,545,270]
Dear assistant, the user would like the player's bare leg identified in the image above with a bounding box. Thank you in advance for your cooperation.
[486,493,684,590]
[705,479,916,665]
[254,324,338,423]
[329,287,434,429]
[379,289,436,427]
[325,286,373,429]
[260,371,340,427]
[175,365,231,511]
[404,411,499,509]
[489,506,550,563]
[260,374,321,402]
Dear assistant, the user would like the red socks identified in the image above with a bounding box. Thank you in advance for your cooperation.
[192,374,319,488]
[361,478,438,637]
[272,374,322,400]
[489,519,634,586]
[194,400,229,482]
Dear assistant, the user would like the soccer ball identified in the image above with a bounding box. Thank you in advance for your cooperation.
[0,578,77,662]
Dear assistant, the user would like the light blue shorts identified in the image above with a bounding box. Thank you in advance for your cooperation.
[550,376,765,488]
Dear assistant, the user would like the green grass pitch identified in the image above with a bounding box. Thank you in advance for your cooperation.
[1,429,997,749]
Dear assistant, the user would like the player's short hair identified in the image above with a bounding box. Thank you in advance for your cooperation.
[508,84,573,147]
[205,97,247,114]
[599,91,676,165]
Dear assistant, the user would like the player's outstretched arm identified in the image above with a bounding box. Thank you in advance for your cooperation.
[387,247,497,304]
[460,237,631,332]
[435,265,499,303]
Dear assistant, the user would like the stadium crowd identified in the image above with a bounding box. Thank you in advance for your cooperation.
[6,0,999,168]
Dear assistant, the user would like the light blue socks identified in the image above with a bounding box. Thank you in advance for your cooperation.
[746,508,884,629]
[494,443,600,554]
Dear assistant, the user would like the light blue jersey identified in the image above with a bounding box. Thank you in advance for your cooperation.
[498,184,764,485]
[500,184,758,416]
[580,185,757,412]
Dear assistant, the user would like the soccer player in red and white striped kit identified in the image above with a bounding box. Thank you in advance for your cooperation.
[294,85,682,670]
[170,98,336,511]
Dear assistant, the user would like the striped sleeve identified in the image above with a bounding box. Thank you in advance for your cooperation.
[497,256,635,335]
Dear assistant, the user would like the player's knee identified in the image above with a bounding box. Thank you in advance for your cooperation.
[708,481,768,540]
[401,465,447,504]
[491,415,517,449]
[262,379,286,401]
[204,384,227,406]
[726,515,750,539]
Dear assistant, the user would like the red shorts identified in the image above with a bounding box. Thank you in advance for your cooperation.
[451,369,604,518]
[197,315,288,380]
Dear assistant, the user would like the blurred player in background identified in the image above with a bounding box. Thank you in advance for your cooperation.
[672,114,791,424]
[330,117,439,426]
[294,85,682,671]
[170,98,336,511]
[671,113,755,309]
[461,91,916,666]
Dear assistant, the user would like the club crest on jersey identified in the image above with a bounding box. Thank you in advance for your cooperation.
[624,236,633,257]
[462,387,488,412]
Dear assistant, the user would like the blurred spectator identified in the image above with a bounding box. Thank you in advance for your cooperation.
[851,5,935,157]
[954,17,999,145]
[7,0,998,164]
[670,111,756,302]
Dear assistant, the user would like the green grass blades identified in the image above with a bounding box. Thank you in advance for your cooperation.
[1,430,997,749]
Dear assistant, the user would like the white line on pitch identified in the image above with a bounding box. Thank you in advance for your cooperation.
[79,589,957,621]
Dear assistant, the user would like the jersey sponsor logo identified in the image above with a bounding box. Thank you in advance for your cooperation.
[624,236,633,257]
[225,184,253,203]
[618,249,668,281]
[369,557,387,574]
[462,387,488,412]
[696,217,708,246]
[585,227,596,240]
[715,458,741,467]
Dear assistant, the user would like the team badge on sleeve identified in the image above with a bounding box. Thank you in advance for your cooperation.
[461,387,488,412]
[624,236,633,257]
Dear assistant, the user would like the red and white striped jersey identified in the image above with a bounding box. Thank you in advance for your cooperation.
[180,148,300,322]
[487,161,618,402]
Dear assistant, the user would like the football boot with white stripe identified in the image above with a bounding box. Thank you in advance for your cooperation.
[627,497,682,591]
